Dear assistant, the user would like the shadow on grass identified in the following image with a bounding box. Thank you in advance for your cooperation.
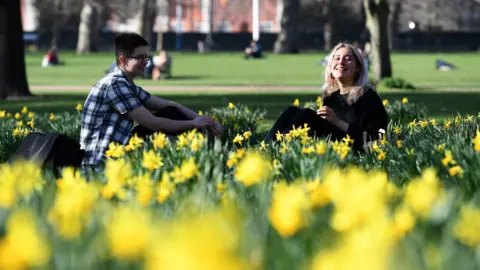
[1,91,479,120]
[136,75,208,81]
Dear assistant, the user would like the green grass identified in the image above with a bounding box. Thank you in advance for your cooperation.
[6,51,479,122]
[1,109,480,269]
[2,91,480,121]
[1,51,479,269]
[25,51,480,87]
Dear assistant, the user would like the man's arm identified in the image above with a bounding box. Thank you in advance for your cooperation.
[144,95,224,136]
[144,95,199,120]
[126,105,214,134]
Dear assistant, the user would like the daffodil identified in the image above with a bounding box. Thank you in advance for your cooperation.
[315,141,327,154]
[142,150,164,171]
[234,151,271,187]
[404,168,443,218]
[473,129,480,152]
[105,142,125,158]
[441,150,456,167]
[453,205,480,248]
[153,132,169,149]
[316,96,323,107]
[48,168,98,239]
[232,134,244,145]
[157,173,175,203]
[0,209,51,270]
[107,205,151,260]
[293,98,300,107]
[269,182,311,237]
[243,131,252,139]
[396,140,403,148]
[144,209,247,270]
[448,165,464,177]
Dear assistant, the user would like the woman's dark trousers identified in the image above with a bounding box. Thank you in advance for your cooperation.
[264,106,345,143]
[132,106,193,138]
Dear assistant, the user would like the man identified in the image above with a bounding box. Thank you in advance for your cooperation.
[80,33,223,173]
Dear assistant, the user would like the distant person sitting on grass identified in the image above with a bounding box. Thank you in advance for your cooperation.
[244,40,264,59]
[151,50,171,80]
[41,46,63,67]
[436,59,456,71]
[264,42,388,152]
[80,32,224,174]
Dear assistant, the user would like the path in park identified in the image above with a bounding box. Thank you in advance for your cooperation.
[30,85,480,93]
[30,85,322,92]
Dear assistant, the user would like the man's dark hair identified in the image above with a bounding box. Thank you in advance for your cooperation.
[114,33,149,64]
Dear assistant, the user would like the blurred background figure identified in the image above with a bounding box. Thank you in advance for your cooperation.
[151,50,172,80]
[244,40,264,59]
[41,46,63,67]
[436,59,456,71]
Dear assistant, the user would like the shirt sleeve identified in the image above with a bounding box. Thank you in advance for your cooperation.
[136,86,152,104]
[105,79,143,115]
[346,88,389,142]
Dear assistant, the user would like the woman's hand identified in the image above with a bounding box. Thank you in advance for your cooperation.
[317,106,340,123]
[317,106,349,133]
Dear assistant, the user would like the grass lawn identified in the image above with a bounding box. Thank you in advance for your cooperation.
[2,54,480,270]
[2,51,477,123]
[25,51,480,88]
[2,91,479,122]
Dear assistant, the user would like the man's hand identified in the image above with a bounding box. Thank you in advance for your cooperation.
[192,115,216,129]
[207,121,224,137]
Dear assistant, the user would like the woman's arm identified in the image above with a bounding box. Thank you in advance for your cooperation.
[346,89,388,141]
[318,92,350,132]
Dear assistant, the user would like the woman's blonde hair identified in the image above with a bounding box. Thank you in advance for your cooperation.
[322,43,370,104]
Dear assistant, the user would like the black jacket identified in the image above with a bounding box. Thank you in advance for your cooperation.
[322,86,388,150]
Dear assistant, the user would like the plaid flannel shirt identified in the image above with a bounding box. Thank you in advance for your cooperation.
[80,66,151,167]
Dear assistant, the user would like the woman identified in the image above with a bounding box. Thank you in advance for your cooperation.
[264,43,388,151]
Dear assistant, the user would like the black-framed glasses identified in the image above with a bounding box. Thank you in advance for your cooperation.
[127,54,150,62]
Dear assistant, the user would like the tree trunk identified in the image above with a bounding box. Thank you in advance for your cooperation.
[76,1,97,54]
[134,0,150,37]
[155,0,170,51]
[51,23,60,48]
[274,0,300,54]
[364,0,392,81]
[156,32,163,51]
[145,6,156,45]
[389,0,402,51]
[323,0,333,51]
[206,0,214,51]
[0,1,31,100]
[50,0,62,48]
